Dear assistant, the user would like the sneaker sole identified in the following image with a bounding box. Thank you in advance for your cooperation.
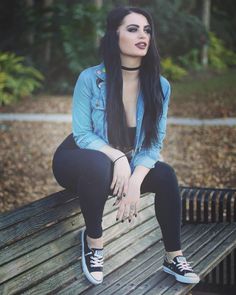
[163,266,200,284]
[81,229,103,285]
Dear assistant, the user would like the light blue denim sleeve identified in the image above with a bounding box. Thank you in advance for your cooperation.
[133,79,171,169]
[72,69,108,150]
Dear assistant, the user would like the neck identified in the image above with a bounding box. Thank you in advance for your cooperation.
[120,56,141,70]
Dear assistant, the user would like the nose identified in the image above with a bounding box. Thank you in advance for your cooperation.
[138,30,148,40]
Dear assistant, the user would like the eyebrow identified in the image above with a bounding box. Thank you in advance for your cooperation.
[126,24,151,28]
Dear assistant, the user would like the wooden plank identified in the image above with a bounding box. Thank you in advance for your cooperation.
[0,192,152,248]
[0,192,153,266]
[0,197,81,248]
[0,207,157,293]
[101,223,223,295]
[161,223,236,295]
[0,203,154,284]
[137,223,229,295]
[0,190,76,230]
[8,220,161,295]
[0,192,153,265]
[57,224,215,295]
[101,224,222,295]
[0,227,81,284]
[0,246,81,295]
[140,223,236,295]
[0,213,84,266]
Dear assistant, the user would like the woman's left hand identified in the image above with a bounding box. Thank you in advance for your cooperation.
[115,176,141,223]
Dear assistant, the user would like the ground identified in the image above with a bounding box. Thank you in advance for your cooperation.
[0,70,236,213]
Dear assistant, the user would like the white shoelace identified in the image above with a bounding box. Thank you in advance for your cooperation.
[86,250,104,268]
[175,260,193,272]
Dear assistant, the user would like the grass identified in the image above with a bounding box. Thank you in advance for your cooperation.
[171,68,236,103]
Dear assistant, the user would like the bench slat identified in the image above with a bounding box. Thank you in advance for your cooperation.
[0,192,152,248]
[3,219,160,295]
[0,198,80,247]
[135,223,236,295]
[0,187,235,295]
[159,223,236,295]
[0,194,153,266]
[99,223,226,295]
[0,213,84,266]
[138,223,229,294]
[80,223,213,295]
[0,201,156,293]
[0,190,76,230]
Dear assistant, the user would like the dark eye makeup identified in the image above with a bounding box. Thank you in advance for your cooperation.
[127,26,151,34]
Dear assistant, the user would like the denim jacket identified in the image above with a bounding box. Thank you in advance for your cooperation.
[72,62,171,172]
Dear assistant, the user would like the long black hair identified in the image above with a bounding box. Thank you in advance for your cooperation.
[99,6,163,150]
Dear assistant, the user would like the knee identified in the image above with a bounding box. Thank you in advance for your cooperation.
[156,162,178,182]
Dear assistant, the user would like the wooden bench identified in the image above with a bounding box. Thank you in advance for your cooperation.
[0,187,235,294]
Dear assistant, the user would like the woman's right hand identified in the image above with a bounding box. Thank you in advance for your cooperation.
[110,156,131,201]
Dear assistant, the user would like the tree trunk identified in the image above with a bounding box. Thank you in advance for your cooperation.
[25,0,34,45]
[44,0,54,64]
[94,0,103,7]
[201,0,211,67]
[94,0,103,48]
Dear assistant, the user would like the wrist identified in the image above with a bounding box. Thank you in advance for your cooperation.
[113,154,126,164]
[129,174,142,187]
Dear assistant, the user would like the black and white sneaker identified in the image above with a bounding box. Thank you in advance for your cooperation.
[81,229,104,285]
[163,255,200,284]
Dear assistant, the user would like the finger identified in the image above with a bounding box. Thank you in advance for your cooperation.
[134,199,140,217]
[110,175,117,190]
[114,177,124,197]
[129,204,136,220]
[116,179,125,198]
[122,179,129,197]
[113,195,122,206]
[122,204,130,222]
[113,181,120,196]
[116,201,125,221]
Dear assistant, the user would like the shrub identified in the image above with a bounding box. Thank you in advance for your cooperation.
[0,52,44,106]
[178,48,202,71]
[161,57,187,81]
[209,32,236,70]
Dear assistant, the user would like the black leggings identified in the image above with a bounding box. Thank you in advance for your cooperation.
[52,134,182,252]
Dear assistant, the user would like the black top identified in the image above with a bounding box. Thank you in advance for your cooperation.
[121,127,136,158]
[127,127,136,149]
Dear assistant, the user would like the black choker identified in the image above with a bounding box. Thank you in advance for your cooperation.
[121,65,141,71]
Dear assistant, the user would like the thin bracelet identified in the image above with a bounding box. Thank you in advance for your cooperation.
[113,154,126,164]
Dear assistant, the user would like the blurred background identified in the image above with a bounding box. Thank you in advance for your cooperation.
[1,0,236,95]
[0,0,236,214]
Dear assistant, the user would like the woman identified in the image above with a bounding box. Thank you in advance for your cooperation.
[52,6,200,286]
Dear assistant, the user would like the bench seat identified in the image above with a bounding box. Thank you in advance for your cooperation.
[0,188,235,294]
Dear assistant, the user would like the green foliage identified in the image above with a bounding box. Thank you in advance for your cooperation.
[145,0,206,58]
[161,57,187,81]
[58,3,101,74]
[208,32,236,70]
[178,49,202,71]
[0,0,235,92]
[0,52,44,106]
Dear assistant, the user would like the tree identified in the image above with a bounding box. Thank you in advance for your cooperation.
[201,0,211,67]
